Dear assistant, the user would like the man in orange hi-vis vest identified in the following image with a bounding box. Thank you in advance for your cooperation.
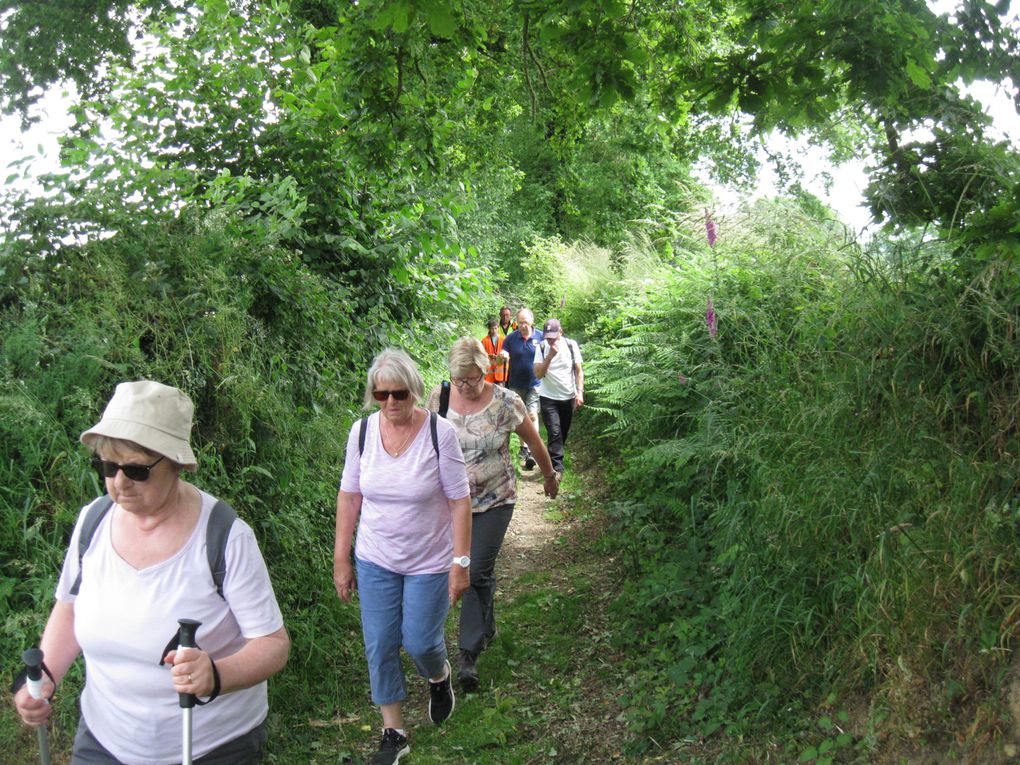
[482,317,508,386]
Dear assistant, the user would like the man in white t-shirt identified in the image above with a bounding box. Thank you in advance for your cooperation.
[533,318,584,480]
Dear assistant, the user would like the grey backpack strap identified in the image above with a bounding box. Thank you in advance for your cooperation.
[206,500,237,600]
[70,495,115,596]
[358,417,367,455]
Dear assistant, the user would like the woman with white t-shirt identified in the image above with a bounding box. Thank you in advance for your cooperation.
[334,348,472,765]
[12,380,290,765]
[426,338,558,693]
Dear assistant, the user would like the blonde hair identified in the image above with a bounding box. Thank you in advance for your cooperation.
[362,348,426,409]
[448,337,489,379]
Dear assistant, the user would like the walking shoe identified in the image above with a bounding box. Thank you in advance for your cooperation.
[428,660,455,724]
[370,728,409,765]
[523,455,536,470]
[456,649,479,692]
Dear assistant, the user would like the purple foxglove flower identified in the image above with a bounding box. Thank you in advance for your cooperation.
[560,295,566,308]
[678,372,688,384]
[706,296,717,338]
[705,215,717,247]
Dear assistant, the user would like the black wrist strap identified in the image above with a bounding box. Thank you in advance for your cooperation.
[10,661,55,699]
[198,658,221,705]
[159,633,221,704]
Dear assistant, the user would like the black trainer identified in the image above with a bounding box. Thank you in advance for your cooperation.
[370,728,409,765]
[428,660,455,724]
[523,455,536,470]
[456,649,479,692]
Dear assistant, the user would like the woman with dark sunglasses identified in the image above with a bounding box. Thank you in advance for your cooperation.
[334,348,472,765]
[12,380,290,764]
[426,338,558,693]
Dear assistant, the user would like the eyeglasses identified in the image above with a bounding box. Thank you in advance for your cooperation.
[91,454,165,482]
[451,375,483,388]
[372,389,411,402]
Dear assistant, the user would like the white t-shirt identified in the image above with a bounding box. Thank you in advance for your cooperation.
[534,338,583,401]
[55,490,285,765]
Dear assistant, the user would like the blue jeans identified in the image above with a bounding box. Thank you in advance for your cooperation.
[356,557,450,706]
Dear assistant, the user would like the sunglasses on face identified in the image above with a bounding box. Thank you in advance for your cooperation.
[372,389,411,402]
[91,454,165,482]
[451,375,483,388]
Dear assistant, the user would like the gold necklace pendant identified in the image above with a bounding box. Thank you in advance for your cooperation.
[386,418,417,456]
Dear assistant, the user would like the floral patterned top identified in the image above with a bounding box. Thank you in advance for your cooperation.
[426,383,526,513]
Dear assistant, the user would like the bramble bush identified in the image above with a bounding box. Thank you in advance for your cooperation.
[0,198,483,759]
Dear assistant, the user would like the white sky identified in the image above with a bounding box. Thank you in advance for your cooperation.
[1,4,1018,237]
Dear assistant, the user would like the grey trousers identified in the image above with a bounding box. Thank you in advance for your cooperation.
[71,715,267,765]
[459,504,514,655]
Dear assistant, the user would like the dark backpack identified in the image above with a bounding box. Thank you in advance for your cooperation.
[69,495,237,600]
[357,381,450,458]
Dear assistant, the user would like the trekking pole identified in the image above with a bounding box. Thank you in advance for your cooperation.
[22,648,51,765]
[176,619,202,765]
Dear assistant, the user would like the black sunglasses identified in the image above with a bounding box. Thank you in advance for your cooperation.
[372,389,411,402]
[91,454,165,482]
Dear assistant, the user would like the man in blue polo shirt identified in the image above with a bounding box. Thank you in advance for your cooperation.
[502,307,543,469]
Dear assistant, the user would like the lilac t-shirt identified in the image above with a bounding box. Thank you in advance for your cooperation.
[340,411,470,575]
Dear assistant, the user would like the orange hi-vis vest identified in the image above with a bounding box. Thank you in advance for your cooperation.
[482,334,508,383]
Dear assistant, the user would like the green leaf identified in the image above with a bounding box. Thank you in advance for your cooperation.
[423,2,456,37]
[905,58,931,89]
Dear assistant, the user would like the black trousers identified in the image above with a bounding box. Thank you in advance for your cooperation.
[459,504,514,655]
[539,396,575,473]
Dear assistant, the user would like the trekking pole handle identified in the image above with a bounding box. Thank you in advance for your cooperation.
[22,648,52,765]
[22,648,46,701]
[176,619,201,710]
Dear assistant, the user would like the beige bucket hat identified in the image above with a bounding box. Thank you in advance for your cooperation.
[80,380,198,471]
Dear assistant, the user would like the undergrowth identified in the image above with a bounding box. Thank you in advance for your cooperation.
[575,198,1020,761]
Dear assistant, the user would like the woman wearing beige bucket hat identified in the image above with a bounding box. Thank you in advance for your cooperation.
[12,380,290,765]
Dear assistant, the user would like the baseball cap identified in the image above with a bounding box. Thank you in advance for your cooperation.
[542,318,562,339]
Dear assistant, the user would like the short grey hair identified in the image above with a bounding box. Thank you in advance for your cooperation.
[448,337,489,379]
[516,307,534,324]
[363,348,426,409]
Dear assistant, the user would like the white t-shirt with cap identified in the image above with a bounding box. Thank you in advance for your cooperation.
[55,489,284,765]
[534,337,583,401]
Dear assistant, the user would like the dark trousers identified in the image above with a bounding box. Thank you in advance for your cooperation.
[71,715,267,765]
[459,504,514,655]
[540,396,575,473]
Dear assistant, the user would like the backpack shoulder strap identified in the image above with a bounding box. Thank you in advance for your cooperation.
[70,495,115,596]
[206,499,237,600]
[358,416,368,455]
[568,338,577,367]
[438,381,451,418]
[429,410,440,460]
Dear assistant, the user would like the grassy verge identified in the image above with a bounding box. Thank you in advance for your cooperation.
[264,470,631,764]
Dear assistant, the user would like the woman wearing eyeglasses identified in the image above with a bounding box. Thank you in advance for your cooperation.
[425,338,558,693]
[334,348,472,765]
[12,380,290,764]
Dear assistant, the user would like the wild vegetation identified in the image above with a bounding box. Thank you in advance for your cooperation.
[1,0,1019,762]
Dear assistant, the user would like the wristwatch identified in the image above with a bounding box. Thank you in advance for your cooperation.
[452,555,471,568]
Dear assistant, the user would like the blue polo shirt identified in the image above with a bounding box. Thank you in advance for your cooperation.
[503,329,544,389]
